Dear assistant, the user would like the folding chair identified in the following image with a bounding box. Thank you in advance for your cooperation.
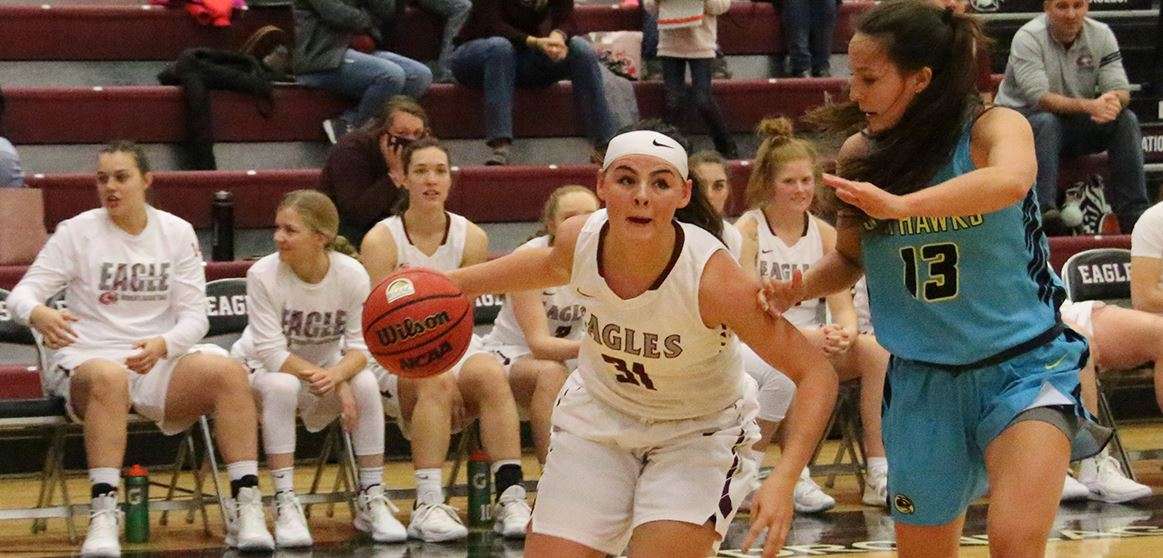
[1059,247,1137,480]
[808,379,866,490]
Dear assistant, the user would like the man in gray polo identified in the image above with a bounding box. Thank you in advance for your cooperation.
[996,0,1148,233]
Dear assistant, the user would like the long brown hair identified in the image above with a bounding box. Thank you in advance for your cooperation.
[361,95,430,136]
[280,190,358,257]
[808,1,987,200]
[745,117,822,210]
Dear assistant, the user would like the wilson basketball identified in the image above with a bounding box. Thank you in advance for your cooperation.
[362,268,473,378]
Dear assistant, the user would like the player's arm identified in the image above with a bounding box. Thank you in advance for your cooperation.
[1131,256,1163,313]
[448,215,581,299]
[247,272,320,381]
[460,223,490,267]
[360,223,399,285]
[511,289,581,362]
[700,251,837,554]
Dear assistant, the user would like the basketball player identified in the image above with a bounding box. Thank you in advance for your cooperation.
[760,2,1110,556]
[689,150,743,260]
[7,142,273,555]
[447,129,839,557]
[231,190,406,546]
[479,185,601,464]
[360,137,532,541]
[735,117,891,511]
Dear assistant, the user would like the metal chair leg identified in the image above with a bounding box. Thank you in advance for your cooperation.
[1097,383,1135,482]
[199,416,227,532]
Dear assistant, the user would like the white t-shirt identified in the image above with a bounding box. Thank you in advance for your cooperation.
[232,252,371,373]
[742,208,826,328]
[482,235,587,351]
[721,218,743,262]
[571,209,745,420]
[1132,202,1163,290]
[8,207,208,358]
[377,212,469,273]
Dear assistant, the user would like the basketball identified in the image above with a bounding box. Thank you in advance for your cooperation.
[362,268,474,378]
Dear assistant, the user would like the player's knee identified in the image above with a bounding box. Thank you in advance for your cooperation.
[416,372,458,406]
[81,362,129,400]
[534,361,568,392]
[254,371,301,402]
[458,354,508,394]
[209,357,250,393]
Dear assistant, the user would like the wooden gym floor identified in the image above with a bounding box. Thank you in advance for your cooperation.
[1,424,1161,557]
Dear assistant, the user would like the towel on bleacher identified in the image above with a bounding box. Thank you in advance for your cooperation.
[656,0,703,30]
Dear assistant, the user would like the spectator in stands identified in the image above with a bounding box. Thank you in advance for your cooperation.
[449,0,616,165]
[7,142,273,555]
[365,0,472,83]
[320,95,429,247]
[360,138,532,541]
[0,136,21,187]
[294,0,433,144]
[479,185,599,465]
[780,0,838,78]
[233,190,406,547]
[995,0,1149,233]
[645,0,739,158]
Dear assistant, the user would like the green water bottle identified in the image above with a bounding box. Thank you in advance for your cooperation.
[467,449,492,529]
[124,464,150,543]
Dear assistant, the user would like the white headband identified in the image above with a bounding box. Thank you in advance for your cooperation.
[601,130,688,179]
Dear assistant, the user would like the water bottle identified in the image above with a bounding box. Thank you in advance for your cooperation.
[124,464,149,543]
[211,190,234,261]
[467,449,492,529]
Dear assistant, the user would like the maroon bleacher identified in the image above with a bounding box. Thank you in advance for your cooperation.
[3,79,846,144]
[0,2,868,62]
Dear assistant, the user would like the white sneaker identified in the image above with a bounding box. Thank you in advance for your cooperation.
[273,491,313,547]
[354,485,407,543]
[225,486,275,551]
[793,468,835,514]
[1061,473,1091,502]
[493,485,532,539]
[1078,455,1153,503]
[861,467,888,508]
[407,501,468,542]
[80,492,122,557]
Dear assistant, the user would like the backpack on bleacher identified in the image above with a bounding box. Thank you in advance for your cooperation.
[1062,174,1113,235]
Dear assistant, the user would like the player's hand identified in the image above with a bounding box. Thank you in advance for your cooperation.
[822,174,908,220]
[817,324,847,355]
[309,368,344,396]
[379,133,407,185]
[742,474,796,557]
[126,337,168,375]
[337,381,358,433]
[29,305,79,350]
[758,269,805,319]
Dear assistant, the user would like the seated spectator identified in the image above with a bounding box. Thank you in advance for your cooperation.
[364,0,472,83]
[450,0,616,165]
[995,0,1149,233]
[320,95,429,247]
[294,0,433,143]
[780,0,838,78]
[0,136,21,187]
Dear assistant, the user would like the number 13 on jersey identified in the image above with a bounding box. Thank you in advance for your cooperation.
[899,242,960,302]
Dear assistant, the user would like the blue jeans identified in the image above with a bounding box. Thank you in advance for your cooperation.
[642,8,658,59]
[297,49,433,127]
[781,0,835,75]
[413,0,472,79]
[450,36,617,144]
[660,57,735,155]
[1023,108,1150,230]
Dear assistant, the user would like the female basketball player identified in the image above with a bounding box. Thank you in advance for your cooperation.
[447,129,839,558]
[735,117,891,511]
[759,2,1109,556]
[7,142,273,555]
[360,137,532,541]
[479,185,600,464]
[689,150,743,260]
[232,190,405,547]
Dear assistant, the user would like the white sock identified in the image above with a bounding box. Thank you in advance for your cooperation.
[414,468,444,506]
[359,467,384,492]
[89,467,120,492]
[226,460,259,481]
[271,467,295,494]
[867,457,888,475]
